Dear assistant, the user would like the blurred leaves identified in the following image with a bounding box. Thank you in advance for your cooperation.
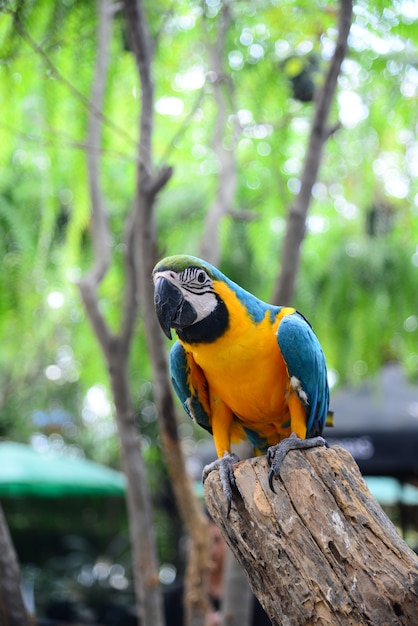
[0,0,417,462]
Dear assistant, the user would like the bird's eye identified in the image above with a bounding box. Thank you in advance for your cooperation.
[197,271,206,284]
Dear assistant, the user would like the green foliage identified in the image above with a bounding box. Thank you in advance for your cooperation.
[0,0,416,440]
[296,235,418,383]
[0,0,416,421]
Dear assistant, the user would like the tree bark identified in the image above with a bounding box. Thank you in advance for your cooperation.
[79,2,163,625]
[123,2,211,625]
[0,503,30,626]
[272,0,353,305]
[204,445,418,625]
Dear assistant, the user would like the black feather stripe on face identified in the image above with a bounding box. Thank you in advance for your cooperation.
[176,296,229,344]
[179,266,213,295]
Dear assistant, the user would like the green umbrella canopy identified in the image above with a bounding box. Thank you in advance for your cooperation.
[0,442,126,497]
[365,476,418,507]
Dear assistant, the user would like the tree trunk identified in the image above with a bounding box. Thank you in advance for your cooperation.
[0,503,30,626]
[110,359,164,626]
[123,1,211,624]
[272,0,352,305]
[79,2,165,624]
[204,445,418,625]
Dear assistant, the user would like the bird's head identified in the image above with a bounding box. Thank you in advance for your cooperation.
[152,255,223,341]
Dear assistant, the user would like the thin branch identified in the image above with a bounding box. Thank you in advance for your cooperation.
[78,281,117,357]
[13,12,139,151]
[86,3,113,281]
[78,0,114,357]
[227,208,259,222]
[119,211,139,355]
[199,2,238,266]
[0,119,137,161]
[157,86,206,166]
[123,0,154,178]
[144,164,174,198]
[272,0,353,305]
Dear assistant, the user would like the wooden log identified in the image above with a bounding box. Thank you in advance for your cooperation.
[203,444,418,625]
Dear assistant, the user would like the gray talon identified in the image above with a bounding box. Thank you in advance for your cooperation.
[202,451,240,516]
[267,433,328,491]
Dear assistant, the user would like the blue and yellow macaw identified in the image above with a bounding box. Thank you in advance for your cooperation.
[153,255,330,511]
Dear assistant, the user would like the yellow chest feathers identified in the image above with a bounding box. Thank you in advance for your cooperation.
[179,282,295,421]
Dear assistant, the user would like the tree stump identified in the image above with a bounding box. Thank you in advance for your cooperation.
[203,444,418,625]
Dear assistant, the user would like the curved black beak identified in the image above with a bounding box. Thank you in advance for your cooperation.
[154,277,182,339]
[154,276,197,339]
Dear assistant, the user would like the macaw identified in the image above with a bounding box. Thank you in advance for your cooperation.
[153,255,330,513]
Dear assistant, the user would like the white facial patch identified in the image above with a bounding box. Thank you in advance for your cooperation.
[153,270,178,286]
[154,268,218,324]
[183,288,217,322]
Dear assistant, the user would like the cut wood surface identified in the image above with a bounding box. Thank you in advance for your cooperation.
[204,445,418,625]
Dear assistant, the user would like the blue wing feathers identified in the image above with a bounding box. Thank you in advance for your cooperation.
[169,341,212,434]
[169,341,188,403]
[277,312,329,436]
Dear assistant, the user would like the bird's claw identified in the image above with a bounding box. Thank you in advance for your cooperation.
[267,433,329,492]
[202,451,240,516]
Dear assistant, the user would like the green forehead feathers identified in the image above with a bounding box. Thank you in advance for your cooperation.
[152,255,218,279]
